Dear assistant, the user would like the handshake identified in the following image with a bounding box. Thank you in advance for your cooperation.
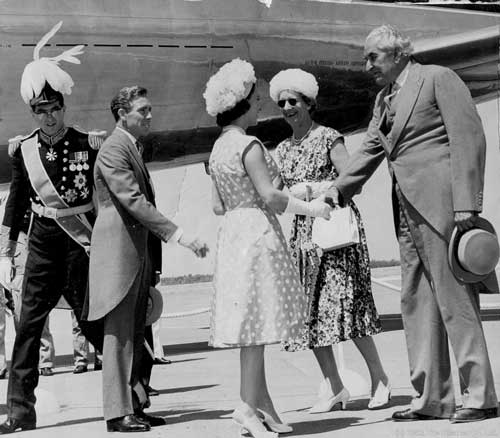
[285,182,342,220]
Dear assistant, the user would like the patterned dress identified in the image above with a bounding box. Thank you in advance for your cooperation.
[275,125,381,351]
[208,125,306,348]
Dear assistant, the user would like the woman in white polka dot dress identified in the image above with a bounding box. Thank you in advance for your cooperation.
[203,59,332,438]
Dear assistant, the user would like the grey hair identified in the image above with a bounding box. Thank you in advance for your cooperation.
[366,25,413,57]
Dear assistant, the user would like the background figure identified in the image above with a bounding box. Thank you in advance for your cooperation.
[88,85,206,433]
[205,59,331,438]
[0,289,7,379]
[151,319,170,365]
[71,311,102,373]
[269,69,390,413]
[38,317,55,376]
[329,25,498,424]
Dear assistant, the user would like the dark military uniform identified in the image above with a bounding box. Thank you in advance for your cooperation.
[2,126,103,424]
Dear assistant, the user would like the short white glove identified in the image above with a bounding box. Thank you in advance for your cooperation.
[284,195,332,219]
[178,233,209,258]
[289,181,335,200]
[0,257,14,289]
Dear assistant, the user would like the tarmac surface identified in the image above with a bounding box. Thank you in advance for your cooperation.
[1,266,500,437]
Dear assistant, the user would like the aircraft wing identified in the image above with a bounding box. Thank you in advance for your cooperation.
[412,25,500,101]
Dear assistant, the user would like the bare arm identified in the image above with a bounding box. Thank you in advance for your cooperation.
[211,178,226,216]
[244,141,289,213]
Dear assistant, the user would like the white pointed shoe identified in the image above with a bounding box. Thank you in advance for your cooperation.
[232,409,278,438]
[309,387,350,414]
[257,409,293,433]
[368,381,392,410]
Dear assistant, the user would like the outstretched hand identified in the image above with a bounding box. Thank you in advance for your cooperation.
[179,234,209,258]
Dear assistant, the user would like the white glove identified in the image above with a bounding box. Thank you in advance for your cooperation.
[289,181,335,200]
[178,233,209,258]
[0,257,14,289]
[284,195,332,219]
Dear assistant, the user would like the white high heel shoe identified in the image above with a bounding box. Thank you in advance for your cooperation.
[368,381,392,410]
[309,387,350,414]
[232,409,278,438]
[257,409,293,434]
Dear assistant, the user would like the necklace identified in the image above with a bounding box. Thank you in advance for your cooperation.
[291,123,314,146]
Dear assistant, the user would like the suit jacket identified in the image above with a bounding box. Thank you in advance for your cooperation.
[334,62,497,292]
[335,62,485,239]
[87,128,178,321]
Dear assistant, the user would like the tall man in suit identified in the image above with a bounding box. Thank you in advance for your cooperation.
[88,86,208,433]
[327,25,498,423]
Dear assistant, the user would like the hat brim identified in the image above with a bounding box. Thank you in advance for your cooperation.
[448,216,497,283]
[145,286,164,326]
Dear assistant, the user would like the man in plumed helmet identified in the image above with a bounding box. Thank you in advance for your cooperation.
[0,22,105,434]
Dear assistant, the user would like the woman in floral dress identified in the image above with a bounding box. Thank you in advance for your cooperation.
[270,69,391,413]
[203,59,331,438]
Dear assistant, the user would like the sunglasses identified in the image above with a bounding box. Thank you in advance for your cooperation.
[277,98,298,108]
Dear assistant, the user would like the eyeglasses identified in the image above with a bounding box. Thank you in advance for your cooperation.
[33,106,63,117]
[277,98,298,108]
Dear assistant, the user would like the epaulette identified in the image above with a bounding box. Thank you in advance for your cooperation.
[73,125,107,150]
[7,129,38,158]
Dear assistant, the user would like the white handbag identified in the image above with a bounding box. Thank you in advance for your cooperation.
[311,206,360,251]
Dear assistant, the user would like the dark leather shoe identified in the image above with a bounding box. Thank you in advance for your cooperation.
[0,369,7,380]
[392,409,440,421]
[153,357,172,365]
[450,407,498,423]
[39,367,53,376]
[145,385,160,396]
[106,415,150,432]
[0,417,36,434]
[73,365,88,374]
[94,358,102,371]
[135,410,167,427]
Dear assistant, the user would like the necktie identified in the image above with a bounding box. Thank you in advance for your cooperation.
[135,141,144,156]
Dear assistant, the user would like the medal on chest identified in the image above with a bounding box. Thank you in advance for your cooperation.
[69,151,90,172]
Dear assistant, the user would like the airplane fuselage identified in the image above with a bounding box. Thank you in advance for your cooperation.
[0,0,499,184]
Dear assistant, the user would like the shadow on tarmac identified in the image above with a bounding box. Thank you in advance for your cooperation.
[154,383,218,396]
[152,408,233,425]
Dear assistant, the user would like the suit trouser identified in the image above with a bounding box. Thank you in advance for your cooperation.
[6,217,103,422]
[395,187,497,417]
[102,252,153,420]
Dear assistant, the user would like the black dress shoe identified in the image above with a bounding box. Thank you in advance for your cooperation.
[145,385,160,396]
[450,407,498,423]
[392,409,440,421]
[39,367,53,376]
[73,365,88,374]
[0,369,8,380]
[0,417,36,434]
[135,410,167,427]
[153,357,172,365]
[94,358,102,371]
[106,414,150,432]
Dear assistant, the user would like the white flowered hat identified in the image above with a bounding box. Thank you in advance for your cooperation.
[203,58,256,117]
[269,68,319,103]
[20,21,84,106]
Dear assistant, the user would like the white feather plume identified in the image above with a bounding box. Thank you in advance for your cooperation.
[20,21,84,104]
